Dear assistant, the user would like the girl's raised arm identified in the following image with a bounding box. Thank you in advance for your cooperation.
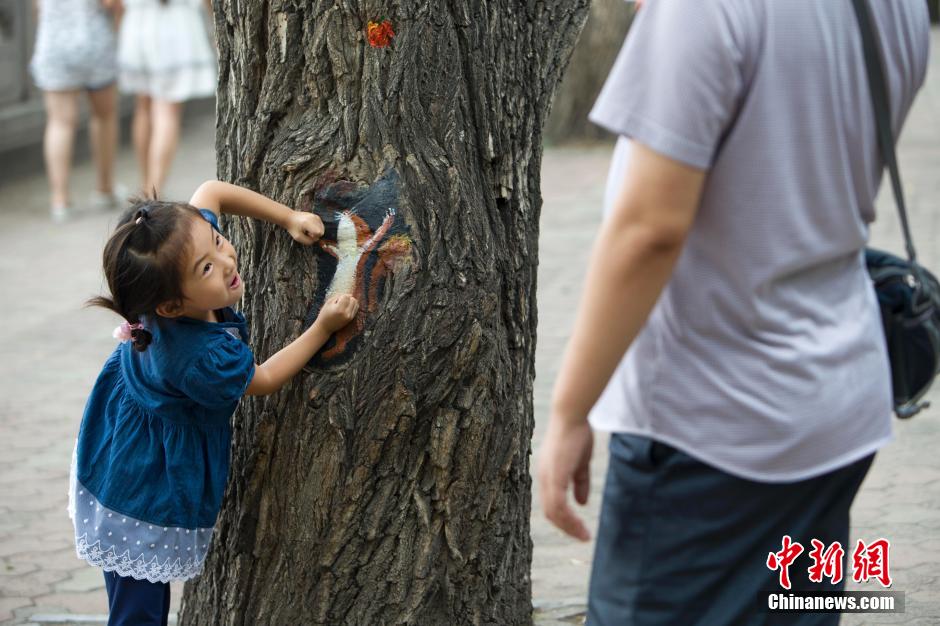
[189,180,325,244]
[246,294,358,396]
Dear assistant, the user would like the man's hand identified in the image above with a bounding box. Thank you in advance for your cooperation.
[537,417,594,542]
[285,211,325,244]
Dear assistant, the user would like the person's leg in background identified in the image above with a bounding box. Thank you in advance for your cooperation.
[103,570,171,626]
[147,98,184,195]
[86,83,120,208]
[132,94,152,194]
[42,90,80,221]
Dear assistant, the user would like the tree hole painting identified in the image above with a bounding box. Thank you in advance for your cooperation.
[302,169,413,366]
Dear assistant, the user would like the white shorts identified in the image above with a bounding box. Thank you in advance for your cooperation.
[30,0,118,92]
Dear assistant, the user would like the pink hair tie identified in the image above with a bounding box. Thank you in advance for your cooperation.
[113,321,144,342]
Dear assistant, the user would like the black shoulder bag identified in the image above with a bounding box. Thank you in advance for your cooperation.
[852,0,940,418]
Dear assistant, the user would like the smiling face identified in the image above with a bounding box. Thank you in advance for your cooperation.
[160,216,244,321]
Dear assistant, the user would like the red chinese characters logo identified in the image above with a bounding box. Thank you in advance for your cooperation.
[807,539,845,585]
[852,538,892,588]
[767,535,804,590]
[767,536,892,588]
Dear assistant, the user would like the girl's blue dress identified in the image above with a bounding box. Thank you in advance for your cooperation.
[68,210,255,583]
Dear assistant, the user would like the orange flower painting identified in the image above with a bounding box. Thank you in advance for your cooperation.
[367,19,395,48]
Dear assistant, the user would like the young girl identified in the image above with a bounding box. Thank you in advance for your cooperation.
[69,181,357,625]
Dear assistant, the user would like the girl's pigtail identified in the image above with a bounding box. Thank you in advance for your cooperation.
[134,206,150,225]
[130,326,154,352]
[86,294,119,316]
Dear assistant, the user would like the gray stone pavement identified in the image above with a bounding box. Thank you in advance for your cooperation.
[1,27,939,625]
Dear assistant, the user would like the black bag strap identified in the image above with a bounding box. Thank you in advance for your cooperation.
[850,0,917,264]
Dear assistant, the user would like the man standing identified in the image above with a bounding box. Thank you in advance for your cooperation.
[538,0,930,623]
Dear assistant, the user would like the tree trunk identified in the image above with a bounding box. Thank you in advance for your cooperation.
[180,1,589,624]
[544,0,636,144]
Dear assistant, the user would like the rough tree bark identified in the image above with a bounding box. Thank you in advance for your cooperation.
[180,1,589,624]
[544,0,636,144]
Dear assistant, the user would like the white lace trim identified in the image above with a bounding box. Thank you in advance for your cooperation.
[67,441,78,521]
[69,444,214,583]
[75,533,206,583]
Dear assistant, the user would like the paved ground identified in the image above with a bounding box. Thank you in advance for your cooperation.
[1,27,938,625]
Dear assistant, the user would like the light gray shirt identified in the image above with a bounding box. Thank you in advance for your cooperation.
[588,0,930,481]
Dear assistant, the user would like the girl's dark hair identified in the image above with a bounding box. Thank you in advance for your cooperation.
[87,199,203,352]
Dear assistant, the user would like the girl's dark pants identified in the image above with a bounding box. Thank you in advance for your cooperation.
[587,433,874,626]
[103,570,171,626]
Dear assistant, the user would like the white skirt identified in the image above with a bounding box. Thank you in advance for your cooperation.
[118,0,216,102]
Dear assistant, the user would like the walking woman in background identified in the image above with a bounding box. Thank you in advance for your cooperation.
[118,0,216,195]
[30,0,122,222]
